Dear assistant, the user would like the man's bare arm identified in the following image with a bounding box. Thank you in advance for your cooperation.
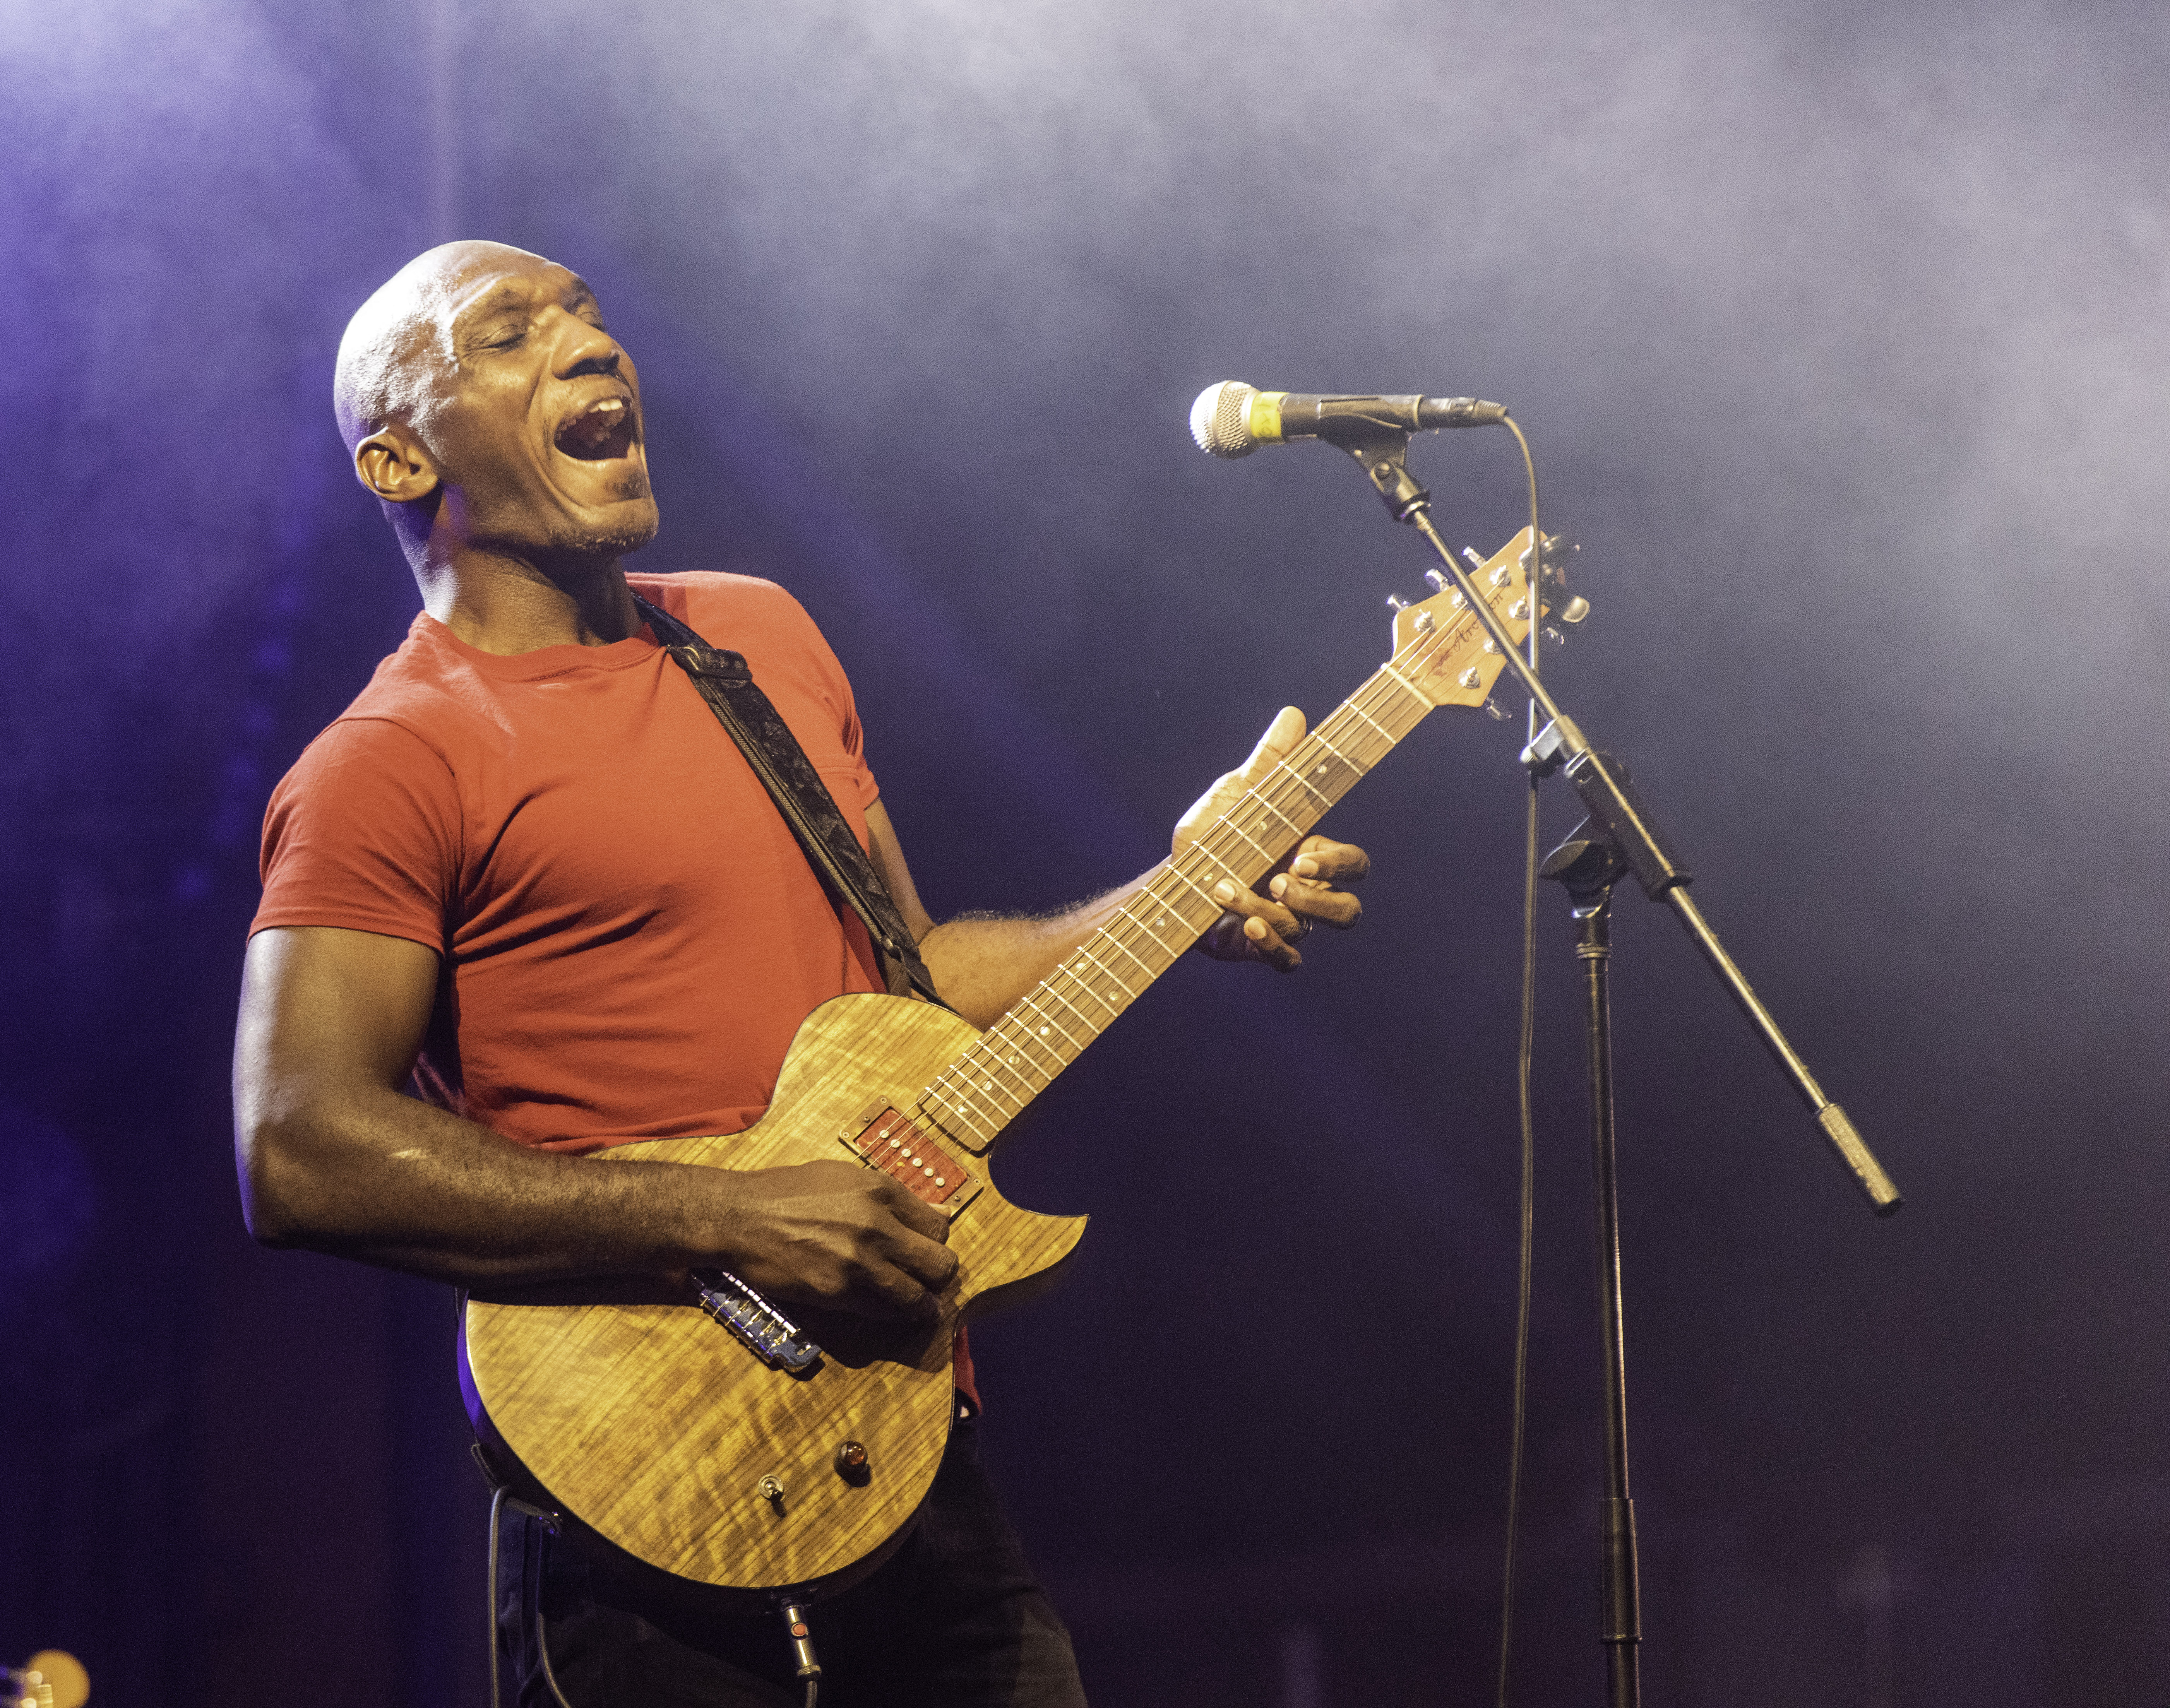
[868,707,1370,1030]
[232,925,956,1316]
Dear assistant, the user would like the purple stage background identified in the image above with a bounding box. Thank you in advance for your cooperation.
[5,2,2170,1702]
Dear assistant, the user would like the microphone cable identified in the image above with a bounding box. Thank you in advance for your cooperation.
[1495,415,1543,1708]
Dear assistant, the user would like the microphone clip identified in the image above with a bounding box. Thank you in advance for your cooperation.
[1339,433,1430,524]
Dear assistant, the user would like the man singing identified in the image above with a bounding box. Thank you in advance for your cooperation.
[233,241,1369,1705]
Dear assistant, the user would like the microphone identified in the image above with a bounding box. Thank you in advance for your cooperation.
[1189,380,1507,459]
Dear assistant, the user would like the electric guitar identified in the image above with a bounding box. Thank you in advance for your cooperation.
[462,529,1547,1600]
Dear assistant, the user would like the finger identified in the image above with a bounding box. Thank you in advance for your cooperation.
[1268,871,1364,931]
[1213,880,1308,945]
[1235,706,1308,788]
[1287,837,1371,885]
[881,1225,961,1295]
[868,1174,953,1244]
[1240,911,1302,972]
[1195,907,1295,967]
[1195,912,1250,959]
[845,1254,944,1321]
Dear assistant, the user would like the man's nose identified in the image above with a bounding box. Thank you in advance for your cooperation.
[555,316,624,379]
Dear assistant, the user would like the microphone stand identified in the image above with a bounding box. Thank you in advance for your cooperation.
[1328,431,1902,1707]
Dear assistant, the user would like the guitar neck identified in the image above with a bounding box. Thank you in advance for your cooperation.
[914,642,1465,1156]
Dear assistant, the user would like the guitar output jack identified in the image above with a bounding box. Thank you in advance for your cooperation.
[834,1441,871,1485]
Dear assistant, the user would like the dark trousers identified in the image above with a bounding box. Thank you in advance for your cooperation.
[498,1411,1087,1707]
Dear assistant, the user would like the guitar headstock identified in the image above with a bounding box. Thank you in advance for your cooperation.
[1387,525,1540,708]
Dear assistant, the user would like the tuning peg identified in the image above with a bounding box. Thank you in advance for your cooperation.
[1423,568,1469,609]
[1554,595,1590,625]
[1483,698,1510,722]
[1542,625,1567,649]
[1460,546,1485,571]
[1385,593,1411,611]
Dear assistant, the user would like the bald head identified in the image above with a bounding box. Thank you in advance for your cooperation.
[333,241,551,451]
[332,242,656,578]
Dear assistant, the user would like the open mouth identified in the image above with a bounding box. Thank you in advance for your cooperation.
[554,395,638,461]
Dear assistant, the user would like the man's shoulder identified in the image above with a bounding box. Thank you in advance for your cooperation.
[308,619,492,772]
[627,571,823,646]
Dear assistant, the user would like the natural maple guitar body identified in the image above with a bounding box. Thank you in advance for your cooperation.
[463,992,1080,1597]
[462,528,1549,1602]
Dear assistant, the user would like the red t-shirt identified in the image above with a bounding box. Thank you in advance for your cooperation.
[252,572,888,1150]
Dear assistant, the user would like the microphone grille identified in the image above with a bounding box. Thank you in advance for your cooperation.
[1189,381,1259,458]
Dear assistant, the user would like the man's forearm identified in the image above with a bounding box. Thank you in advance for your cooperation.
[917,876,1153,1029]
[239,1083,742,1286]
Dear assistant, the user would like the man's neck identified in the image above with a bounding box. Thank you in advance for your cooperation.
[417,549,644,656]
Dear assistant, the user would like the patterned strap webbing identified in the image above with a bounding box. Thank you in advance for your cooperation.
[635,595,947,1009]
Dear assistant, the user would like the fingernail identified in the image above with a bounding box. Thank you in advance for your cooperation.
[1213,881,1236,903]
[1293,857,1318,878]
[1269,875,1288,898]
[1245,917,1266,939]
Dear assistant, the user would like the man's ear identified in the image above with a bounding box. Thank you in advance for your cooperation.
[354,426,440,504]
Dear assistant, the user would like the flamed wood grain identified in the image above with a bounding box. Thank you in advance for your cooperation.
[463,993,1090,1590]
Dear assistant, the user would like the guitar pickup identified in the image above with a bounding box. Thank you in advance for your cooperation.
[838,1103,976,1208]
[691,1267,823,1373]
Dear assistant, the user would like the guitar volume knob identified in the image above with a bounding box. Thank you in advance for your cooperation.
[834,1441,872,1485]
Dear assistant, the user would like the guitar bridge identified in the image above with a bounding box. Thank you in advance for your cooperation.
[690,1268,823,1373]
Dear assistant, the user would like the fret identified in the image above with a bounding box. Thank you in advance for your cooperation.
[1162,862,1222,911]
[1134,892,1197,945]
[1272,760,1334,814]
[956,1058,1028,1116]
[1221,818,1276,865]
[1041,976,1109,1032]
[919,1090,996,1148]
[965,1062,1036,1117]
[1071,946,1137,1005]
[1345,698,1393,744]
[927,1063,1015,1126]
[1018,992,1086,1054]
[1385,657,1434,700]
[1249,790,1307,844]
[1102,917,1163,981]
[977,1025,1048,1095]
[1187,842,1247,892]
[1372,672,1433,728]
[1299,740,1361,790]
[1327,700,1389,748]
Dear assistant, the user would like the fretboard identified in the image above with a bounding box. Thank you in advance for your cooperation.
[911,588,1500,1157]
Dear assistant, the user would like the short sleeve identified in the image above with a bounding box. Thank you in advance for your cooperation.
[251,717,462,953]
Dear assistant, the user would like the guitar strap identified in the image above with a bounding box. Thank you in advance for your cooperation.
[634,594,948,1010]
